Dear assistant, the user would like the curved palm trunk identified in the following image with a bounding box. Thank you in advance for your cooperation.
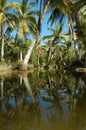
[21,0,50,71]
[22,73,35,103]
[21,37,36,70]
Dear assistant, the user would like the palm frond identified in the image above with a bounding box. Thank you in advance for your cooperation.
[48,8,62,24]
[42,35,54,41]
[4,2,19,11]
[0,0,7,8]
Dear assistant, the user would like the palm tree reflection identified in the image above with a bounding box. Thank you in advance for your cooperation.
[22,72,35,103]
[0,71,86,130]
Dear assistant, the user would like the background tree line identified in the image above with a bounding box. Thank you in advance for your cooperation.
[0,0,86,70]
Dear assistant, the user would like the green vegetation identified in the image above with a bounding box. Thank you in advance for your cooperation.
[0,0,86,71]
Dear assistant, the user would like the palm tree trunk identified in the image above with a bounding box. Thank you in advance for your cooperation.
[20,38,25,62]
[46,47,52,68]
[21,36,36,70]
[1,77,4,100]
[40,0,50,25]
[23,38,36,64]
[21,1,50,71]
[20,48,23,62]
[1,38,4,59]
[22,73,35,103]
[1,23,5,61]
[47,44,55,67]
[38,0,50,33]
[69,17,79,59]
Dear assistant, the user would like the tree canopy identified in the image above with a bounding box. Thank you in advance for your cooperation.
[0,0,86,70]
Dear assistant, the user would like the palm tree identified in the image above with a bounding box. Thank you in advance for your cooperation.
[21,0,52,70]
[12,0,37,63]
[51,0,86,61]
[36,45,42,67]
[0,0,18,61]
[22,72,35,103]
[43,23,68,67]
[73,0,86,61]
[48,0,80,58]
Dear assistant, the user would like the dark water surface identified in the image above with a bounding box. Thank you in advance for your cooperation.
[0,70,86,130]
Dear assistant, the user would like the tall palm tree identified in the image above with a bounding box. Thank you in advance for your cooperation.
[21,0,52,70]
[0,0,18,61]
[12,0,37,63]
[43,23,68,67]
[75,3,86,60]
[48,0,80,58]
[50,0,86,60]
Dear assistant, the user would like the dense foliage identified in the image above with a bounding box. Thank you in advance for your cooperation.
[0,0,86,69]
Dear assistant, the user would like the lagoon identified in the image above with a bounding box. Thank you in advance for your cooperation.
[0,70,86,130]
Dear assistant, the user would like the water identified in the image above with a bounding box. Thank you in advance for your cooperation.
[0,70,86,130]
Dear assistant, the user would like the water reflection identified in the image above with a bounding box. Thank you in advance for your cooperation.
[0,71,86,130]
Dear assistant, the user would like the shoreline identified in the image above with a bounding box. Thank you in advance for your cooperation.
[0,64,86,76]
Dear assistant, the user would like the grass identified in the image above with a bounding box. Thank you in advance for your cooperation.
[0,64,12,75]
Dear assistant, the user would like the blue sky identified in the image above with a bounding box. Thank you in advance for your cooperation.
[8,0,52,38]
[7,0,69,39]
[8,0,21,2]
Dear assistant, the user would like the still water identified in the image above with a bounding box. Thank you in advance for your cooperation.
[0,70,86,130]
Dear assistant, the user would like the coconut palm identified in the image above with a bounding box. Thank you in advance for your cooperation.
[51,0,86,60]
[21,0,52,70]
[12,0,37,63]
[0,0,18,61]
[43,23,69,67]
[48,0,80,58]
[74,0,86,61]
